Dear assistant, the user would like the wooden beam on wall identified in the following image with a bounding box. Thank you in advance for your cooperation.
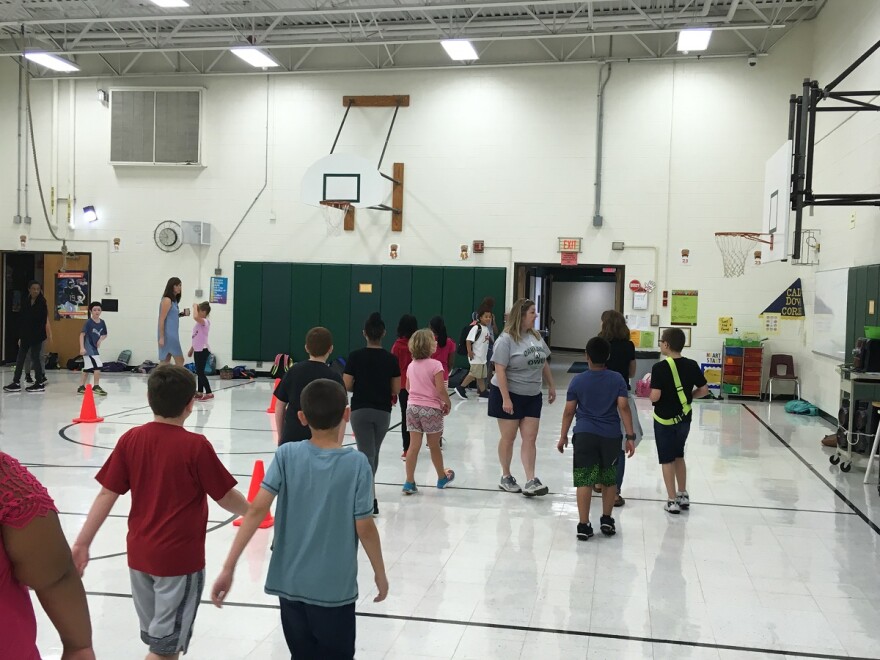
[344,206,356,232]
[342,95,410,107]
[391,163,404,232]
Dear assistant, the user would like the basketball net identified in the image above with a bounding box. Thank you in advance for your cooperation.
[714,232,770,278]
[319,201,350,236]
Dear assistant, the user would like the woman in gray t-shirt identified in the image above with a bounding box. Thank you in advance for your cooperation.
[489,298,556,497]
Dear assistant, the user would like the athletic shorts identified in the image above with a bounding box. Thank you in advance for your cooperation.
[130,569,205,656]
[405,404,444,434]
[487,385,543,420]
[573,432,621,487]
[83,355,103,373]
[468,363,488,379]
[654,420,691,464]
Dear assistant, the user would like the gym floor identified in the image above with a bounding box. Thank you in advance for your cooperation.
[8,359,880,659]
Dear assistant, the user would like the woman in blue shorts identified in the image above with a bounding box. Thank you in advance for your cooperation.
[489,298,556,497]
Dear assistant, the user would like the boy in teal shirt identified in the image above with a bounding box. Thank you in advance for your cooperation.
[211,378,388,659]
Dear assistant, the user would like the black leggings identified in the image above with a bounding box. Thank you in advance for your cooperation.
[14,340,44,384]
[399,388,410,452]
[193,349,212,394]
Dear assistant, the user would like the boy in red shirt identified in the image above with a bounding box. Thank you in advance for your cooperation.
[72,365,249,659]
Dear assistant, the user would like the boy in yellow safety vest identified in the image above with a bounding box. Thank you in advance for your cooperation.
[650,328,709,514]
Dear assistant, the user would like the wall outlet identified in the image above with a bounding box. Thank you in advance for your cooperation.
[256,361,263,368]
[269,212,277,223]
[650,314,660,326]
[195,289,204,298]
[850,211,857,229]
[104,285,111,295]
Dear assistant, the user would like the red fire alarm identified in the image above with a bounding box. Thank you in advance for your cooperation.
[662,290,669,307]
[472,240,485,254]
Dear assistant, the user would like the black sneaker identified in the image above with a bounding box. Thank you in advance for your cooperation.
[373,499,379,516]
[576,522,594,541]
[454,386,468,400]
[25,382,45,393]
[25,374,33,384]
[37,377,48,386]
[3,382,21,393]
[77,385,86,395]
[600,515,616,536]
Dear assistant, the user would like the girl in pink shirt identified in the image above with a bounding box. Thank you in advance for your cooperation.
[189,301,213,400]
[429,316,456,382]
[403,329,455,494]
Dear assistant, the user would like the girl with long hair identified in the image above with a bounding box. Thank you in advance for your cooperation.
[429,316,456,383]
[392,314,419,458]
[157,277,189,366]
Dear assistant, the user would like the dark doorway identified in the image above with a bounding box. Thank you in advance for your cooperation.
[513,263,624,352]
[3,252,39,364]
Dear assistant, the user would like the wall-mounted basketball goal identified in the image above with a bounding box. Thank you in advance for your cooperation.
[301,95,407,235]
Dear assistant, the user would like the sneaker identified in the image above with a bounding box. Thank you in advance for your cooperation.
[600,515,616,536]
[92,386,107,396]
[676,491,690,510]
[614,495,626,508]
[3,382,21,393]
[499,475,522,493]
[402,481,418,495]
[454,386,468,400]
[522,478,549,497]
[665,500,681,514]
[77,385,86,395]
[38,377,48,386]
[25,383,45,393]
[25,374,33,384]
[576,522,594,541]
[478,390,490,401]
[437,469,455,489]
[373,499,379,516]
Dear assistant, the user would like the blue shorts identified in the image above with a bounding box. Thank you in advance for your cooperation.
[653,420,691,464]
[487,385,543,420]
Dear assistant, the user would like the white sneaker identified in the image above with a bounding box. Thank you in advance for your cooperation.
[676,491,690,510]
[665,499,681,514]
[522,478,549,497]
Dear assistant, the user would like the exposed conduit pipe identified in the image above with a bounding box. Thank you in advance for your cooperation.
[592,61,612,228]
[216,74,271,276]
[15,58,22,220]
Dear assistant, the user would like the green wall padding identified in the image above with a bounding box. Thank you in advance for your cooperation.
[290,264,323,361]
[410,266,443,332]
[349,265,382,354]
[232,262,263,361]
[380,266,413,350]
[260,263,292,362]
[319,264,351,362]
[442,268,476,368]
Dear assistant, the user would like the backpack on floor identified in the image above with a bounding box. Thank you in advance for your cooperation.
[101,361,127,373]
[270,353,293,378]
[45,352,60,370]
[137,360,158,374]
[206,353,217,376]
[67,356,84,371]
[785,399,818,416]
[448,367,468,390]
[117,349,132,365]
[232,365,255,379]
[457,322,480,356]
[184,362,196,373]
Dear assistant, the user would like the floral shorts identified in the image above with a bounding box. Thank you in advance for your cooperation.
[405,404,444,434]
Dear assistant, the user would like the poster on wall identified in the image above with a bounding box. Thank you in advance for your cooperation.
[702,351,723,396]
[761,278,805,319]
[55,271,89,320]
[670,290,699,325]
[210,277,228,304]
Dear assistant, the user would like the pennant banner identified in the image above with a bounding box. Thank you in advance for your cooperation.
[761,278,805,319]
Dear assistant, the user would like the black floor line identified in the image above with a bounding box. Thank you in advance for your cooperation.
[742,404,880,536]
[56,510,227,524]
[80,590,868,660]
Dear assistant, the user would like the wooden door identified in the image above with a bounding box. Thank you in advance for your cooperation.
[44,253,92,364]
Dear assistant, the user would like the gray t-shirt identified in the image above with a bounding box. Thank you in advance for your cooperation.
[490,332,551,396]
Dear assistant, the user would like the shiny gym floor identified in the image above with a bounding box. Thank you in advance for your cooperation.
[7,358,880,660]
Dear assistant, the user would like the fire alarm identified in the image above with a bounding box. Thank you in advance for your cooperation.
[472,240,485,254]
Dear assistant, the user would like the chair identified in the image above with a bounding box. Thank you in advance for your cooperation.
[767,354,801,402]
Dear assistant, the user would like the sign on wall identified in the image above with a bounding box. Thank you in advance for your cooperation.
[670,290,699,325]
[557,237,582,253]
[210,277,228,304]
[761,278,805,318]
[55,271,89,320]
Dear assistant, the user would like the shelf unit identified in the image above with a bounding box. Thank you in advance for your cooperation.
[722,341,764,398]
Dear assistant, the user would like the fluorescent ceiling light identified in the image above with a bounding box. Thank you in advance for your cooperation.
[150,0,190,7]
[441,40,479,61]
[677,29,713,53]
[230,47,281,69]
[24,52,79,73]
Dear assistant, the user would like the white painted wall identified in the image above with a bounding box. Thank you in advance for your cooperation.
[549,281,617,350]
[0,7,864,387]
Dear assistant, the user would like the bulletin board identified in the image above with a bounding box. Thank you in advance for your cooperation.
[671,290,699,325]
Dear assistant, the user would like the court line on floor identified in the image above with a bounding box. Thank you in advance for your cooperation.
[80,590,866,660]
[55,510,227,524]
[742,404,880,536]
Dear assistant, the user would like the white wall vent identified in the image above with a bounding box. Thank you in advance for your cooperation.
[181,221,211,246]
[111,89,202,166]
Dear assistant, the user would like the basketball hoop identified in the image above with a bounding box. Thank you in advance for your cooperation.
[714,232,774,278]
[319,201,353,236]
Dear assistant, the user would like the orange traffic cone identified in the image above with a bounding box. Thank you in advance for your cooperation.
[233,460,274,529]
[73,384,104,423]
[266,378,281,414]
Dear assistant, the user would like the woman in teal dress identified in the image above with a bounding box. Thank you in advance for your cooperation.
[157,277,189,365]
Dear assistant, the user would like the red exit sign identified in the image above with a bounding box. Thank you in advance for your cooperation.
[558,237,582,253]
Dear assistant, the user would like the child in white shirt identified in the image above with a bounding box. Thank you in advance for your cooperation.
[454,308,493,401]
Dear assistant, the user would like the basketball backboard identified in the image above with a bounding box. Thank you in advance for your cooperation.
[761,140,794,263]
[301,153,387,209]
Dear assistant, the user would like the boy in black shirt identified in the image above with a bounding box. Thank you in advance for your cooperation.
[274,327,344,444]
[650,328,709,514]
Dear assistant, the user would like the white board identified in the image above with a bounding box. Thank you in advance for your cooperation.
[812,267,848,360]
[300,153,387,208]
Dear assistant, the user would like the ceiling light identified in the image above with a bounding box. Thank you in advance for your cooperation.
[441,40,479,61]
[230,47,281,69]
[150,0,190,7]
[23,52,79,73]
[83,206,98,223]
[677,29,712,53]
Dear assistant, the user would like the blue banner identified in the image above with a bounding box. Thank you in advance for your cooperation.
[210,277,228,304]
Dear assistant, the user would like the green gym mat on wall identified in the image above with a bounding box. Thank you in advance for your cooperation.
[232,262,506,364]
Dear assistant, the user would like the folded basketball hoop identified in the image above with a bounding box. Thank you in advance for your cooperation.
[714,232,774,278]
[319,201,353,236]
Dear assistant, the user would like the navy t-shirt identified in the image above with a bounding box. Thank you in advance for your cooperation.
[567,368,628,438]
[82,319,108,355]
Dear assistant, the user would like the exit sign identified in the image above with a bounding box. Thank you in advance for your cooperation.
[558,237,582,253]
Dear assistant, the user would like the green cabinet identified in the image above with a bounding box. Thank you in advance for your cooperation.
[845,264,880,360]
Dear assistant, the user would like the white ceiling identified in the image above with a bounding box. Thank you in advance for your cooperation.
[0,0,824,77]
